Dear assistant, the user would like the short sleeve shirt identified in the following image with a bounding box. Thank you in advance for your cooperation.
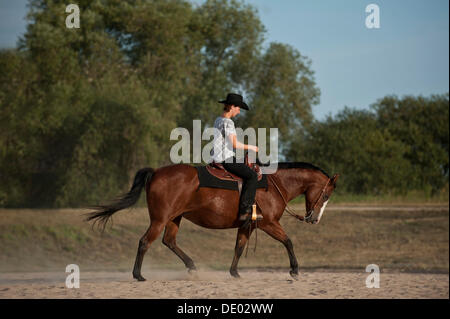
[210,117,236,162]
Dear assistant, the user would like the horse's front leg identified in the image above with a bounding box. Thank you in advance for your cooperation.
[229,226,254,278]
[260,221,299,279]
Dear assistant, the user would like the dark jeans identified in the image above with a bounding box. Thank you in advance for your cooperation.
[222,157,257,214]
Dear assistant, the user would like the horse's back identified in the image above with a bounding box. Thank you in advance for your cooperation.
[153,163,197,178]
[149,164,199,190]
[147,164,241,228]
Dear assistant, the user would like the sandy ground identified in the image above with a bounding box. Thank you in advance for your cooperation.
[0,269,447,299]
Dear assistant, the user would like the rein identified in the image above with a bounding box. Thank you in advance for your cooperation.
[243,172,330,257]
[268,175,305,222]
[268,174,330,222]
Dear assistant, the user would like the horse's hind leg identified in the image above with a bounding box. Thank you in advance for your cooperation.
[229,226,254,278]
[162,216,196,272]
[132,220,165,281]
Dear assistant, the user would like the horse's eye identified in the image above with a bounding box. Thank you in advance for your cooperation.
[323,194,329,201]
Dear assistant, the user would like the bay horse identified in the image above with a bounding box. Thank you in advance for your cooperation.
[86,162,339,281]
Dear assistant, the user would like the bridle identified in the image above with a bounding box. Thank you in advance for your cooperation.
[243,173,330,255]
[269,174,331,223]
[309,177,331,211]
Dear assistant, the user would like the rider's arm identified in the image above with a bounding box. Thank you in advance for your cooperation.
[228,134,258,152]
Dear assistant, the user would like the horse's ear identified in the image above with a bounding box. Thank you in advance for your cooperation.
[331,174,339,187]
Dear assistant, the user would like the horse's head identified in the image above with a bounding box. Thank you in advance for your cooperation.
[304,173,339,224]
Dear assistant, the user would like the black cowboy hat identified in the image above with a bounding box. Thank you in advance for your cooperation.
[218,93,249,110]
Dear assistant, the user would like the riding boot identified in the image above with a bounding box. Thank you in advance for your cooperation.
[221,160,262,222]
[238,202,252,221]
[238,201,263,221]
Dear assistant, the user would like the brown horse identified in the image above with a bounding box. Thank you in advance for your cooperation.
[86,162,339,281]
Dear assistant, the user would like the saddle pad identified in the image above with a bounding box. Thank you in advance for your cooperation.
[195,166,268,191]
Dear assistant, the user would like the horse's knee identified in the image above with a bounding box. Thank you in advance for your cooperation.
[236,239,246,252]
[138,238,148,252]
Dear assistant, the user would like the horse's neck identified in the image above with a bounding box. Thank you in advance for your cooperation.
[274,168,320,201]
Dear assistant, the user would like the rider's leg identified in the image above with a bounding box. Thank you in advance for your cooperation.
[240,171,257,213]
[222,160,258,218]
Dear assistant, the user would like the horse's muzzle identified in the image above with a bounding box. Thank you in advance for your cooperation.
[305,210,315,224]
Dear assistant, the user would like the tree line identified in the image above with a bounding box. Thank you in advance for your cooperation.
[0,0,447,207]
[288,94,449,196]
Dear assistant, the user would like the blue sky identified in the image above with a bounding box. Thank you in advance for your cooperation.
[1,0,448,120]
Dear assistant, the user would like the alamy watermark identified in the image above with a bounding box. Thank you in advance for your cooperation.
[365,264,380,288]
[65,4,80,29]
[365,4,380,29]
[169,120,279,174]
[66,3,381,30]
[65,264,80,288]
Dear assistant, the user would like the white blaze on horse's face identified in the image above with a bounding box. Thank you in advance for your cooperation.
[306,173,339,224]
[315,200,329,224]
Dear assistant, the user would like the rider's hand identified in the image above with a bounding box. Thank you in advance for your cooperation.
[252,145,259,152]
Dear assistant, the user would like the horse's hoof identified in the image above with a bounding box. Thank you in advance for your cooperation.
[133,274,146,282]
[188,267,197,273]
[230,270,241,279]
[289,271,299,281]
[188,268,198,278]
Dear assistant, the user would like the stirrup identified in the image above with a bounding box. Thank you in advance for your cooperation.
[239,212,263,222]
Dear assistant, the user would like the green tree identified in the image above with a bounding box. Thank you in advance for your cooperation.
[290,94,449,195]
[0,0,320,207]
[372,94,449,193]
[290,108,412,194]
[243,42,319,155]
[178,0,266,130]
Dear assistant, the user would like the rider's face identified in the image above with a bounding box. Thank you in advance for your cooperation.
[231,105,241,117]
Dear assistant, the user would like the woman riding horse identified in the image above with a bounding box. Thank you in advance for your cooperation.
[85,96,340,281]
[211,93,261,221]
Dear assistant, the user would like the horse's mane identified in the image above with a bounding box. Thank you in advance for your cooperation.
[275,162,330,178]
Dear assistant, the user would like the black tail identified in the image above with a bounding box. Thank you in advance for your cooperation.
[85,167,154,230]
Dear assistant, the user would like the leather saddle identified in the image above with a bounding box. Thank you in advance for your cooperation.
[197,155,265,223]
[206,155,262,194]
